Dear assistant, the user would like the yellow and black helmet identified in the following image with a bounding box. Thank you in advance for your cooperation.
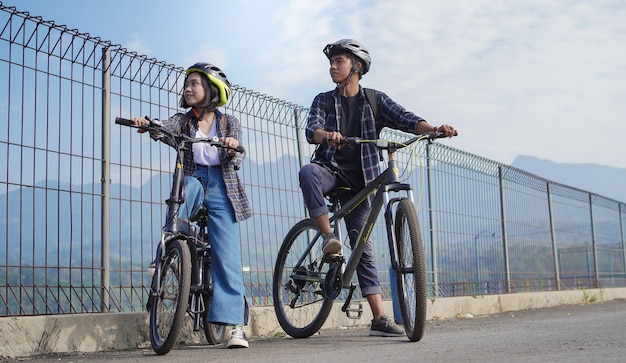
[185,63,232,106]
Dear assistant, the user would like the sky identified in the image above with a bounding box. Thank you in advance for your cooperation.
[6,0,626,169]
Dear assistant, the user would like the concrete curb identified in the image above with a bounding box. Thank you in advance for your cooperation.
[1,287,625,358]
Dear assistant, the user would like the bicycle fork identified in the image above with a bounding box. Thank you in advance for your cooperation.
[150,234,167,299]
[337,186,415,320]
[384,196,414,271]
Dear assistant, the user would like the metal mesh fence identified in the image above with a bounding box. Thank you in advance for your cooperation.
[1,3,625,316]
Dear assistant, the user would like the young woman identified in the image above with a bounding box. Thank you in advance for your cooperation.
[132,62,252,348]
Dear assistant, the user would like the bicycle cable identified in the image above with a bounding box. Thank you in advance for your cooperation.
[355,134,430,212]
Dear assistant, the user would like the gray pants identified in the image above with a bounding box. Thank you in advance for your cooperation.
[298,163,382,296]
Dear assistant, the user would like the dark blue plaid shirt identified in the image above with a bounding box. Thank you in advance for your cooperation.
[306,87,426,185]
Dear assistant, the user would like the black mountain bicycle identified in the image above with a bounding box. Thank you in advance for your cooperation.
[116,117,243,355]
[273,132,452,342]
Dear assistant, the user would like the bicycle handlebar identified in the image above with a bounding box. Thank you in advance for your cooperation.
[338,130,457,151]
[115,117,246,153]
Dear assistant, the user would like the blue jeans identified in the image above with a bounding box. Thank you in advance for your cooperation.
[298,163,382,296]
[179,165,248,326]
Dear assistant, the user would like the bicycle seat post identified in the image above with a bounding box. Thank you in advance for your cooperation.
[326,187,350,243]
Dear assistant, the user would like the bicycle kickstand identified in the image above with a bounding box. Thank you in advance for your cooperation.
[341,283,363,319]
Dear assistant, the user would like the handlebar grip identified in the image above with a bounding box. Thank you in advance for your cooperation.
[429,130,458,139]
[235,145,246,153]
[115,117,134,126]
[325,137,358,146]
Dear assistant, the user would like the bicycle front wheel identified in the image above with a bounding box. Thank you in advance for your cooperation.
[394,199,427,342]
[149,238,192,355]
[272,219,334,338]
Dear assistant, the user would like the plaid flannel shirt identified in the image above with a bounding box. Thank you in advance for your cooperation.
[306,87,426,185]
[154,110,252,222]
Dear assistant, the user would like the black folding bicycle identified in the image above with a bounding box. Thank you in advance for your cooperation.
[116,117,244,355]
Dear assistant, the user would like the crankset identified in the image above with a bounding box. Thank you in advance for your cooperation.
[323,262,343,300]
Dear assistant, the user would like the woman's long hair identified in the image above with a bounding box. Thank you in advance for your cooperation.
[180,72,220,135]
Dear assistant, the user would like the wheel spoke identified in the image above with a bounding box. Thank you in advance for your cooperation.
[273,219,334,338]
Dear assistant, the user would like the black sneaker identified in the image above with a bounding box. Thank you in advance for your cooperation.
[322,233,341,254]
[370,314,405,337]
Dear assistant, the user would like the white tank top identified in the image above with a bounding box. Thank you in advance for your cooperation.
[192,121,220,166]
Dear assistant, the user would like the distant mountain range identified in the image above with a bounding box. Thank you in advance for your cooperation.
[511,155,626,203]
[1,154,623,267]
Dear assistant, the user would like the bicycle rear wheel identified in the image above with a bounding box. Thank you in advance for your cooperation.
[394,199,427,342]
[149,238,192,354]
[272,219,334,338]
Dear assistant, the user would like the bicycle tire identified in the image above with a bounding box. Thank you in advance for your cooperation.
[394,199,427,342]
[202,294,227,345]
[149,238,192,355]
[272,218,334,338]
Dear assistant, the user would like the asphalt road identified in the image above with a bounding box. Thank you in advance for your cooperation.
[19,300,626,363]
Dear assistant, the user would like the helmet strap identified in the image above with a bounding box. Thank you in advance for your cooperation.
[336,69,357,97]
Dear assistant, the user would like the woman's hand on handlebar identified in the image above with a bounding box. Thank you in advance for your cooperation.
[131,117,150,133]
[221,136,240,156]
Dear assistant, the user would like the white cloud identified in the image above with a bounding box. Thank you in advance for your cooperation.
[285,0,626,168]
[125,33,152,56]
[15,0,625,168]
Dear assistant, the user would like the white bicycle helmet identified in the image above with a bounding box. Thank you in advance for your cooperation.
[323,39,371,75]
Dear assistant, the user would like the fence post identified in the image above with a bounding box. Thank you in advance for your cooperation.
[294,108,309,218]
[100,47,111,312]
[426,143,438,297]
[389,267,403,324]
[589,194,599,287]
[617,203,626,276]
[547,183,561,290]
[498,166,511,292]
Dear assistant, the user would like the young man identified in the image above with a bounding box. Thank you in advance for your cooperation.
[299,39,456,336]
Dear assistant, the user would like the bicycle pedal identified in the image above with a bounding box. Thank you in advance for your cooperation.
[345,302,363,319]
[322,254,344,263]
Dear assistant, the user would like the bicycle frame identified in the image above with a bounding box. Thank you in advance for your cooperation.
[274,131,451,341]
[152,134,198,295]
[149,127,242,299]
[328,145,415,289]
[116,116,237,352]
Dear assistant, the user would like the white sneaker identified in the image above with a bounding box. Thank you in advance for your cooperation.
[227,326,249,348]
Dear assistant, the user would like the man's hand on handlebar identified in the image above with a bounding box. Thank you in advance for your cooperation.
[434,124,457,138]
[416,121,458,138]
[324,131,344,148]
